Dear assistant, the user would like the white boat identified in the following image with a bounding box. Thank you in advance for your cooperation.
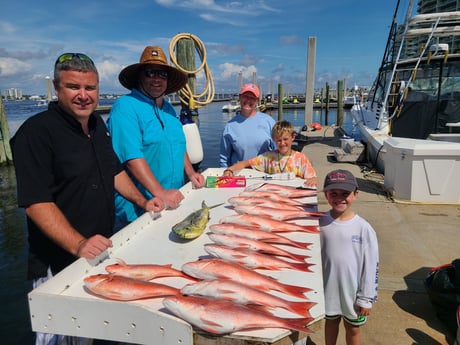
[36,99,48,107]
[351,0,460,203]
[343,96,356,109]
[222,99,240,112]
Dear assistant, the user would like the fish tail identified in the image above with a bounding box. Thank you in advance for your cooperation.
[283,317,315,334]
[289,262,314,272]
[299,226,320,233]
[286,301,316,317]
[279,283,313,299]
[288,252,312,262]
[276,238,313,250]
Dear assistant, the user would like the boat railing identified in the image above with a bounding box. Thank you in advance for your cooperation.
[378,2,416,128]
[409,11,460,23]
[387,16,442,122]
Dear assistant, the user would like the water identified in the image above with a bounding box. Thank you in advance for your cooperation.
[0,99,356,344]
[194,104,358,169]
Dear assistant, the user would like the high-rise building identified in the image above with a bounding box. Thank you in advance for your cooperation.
[417,0,460,14]
[397,0,460,59]
[4,88,23,100]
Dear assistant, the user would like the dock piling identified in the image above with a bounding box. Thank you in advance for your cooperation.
[304,37,316,126]
[0,96,13,165]
[337,80,344,127]
[277,84,283,121]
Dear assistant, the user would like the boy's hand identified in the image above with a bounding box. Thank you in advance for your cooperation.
[356,306,372,316]
[304,176,318,188]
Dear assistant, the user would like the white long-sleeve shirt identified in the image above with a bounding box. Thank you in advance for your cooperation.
[320,211,379,319]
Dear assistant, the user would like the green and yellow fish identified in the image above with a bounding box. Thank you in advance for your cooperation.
[172,201,223,240]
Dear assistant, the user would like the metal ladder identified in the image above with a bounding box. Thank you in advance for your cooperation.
[388,16,442,121]
[377,0,414,129]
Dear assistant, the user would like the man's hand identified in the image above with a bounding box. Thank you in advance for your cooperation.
[189,172,205,189]
[157,189,184,209]
[144,197,164,213]
[76,234,113,259]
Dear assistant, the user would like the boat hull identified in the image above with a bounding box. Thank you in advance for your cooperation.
[351,104,388,173]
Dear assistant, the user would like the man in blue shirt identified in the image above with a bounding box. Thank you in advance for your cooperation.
[107,46,205,226]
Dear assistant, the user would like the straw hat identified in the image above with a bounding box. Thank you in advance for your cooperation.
[118,46,188,94]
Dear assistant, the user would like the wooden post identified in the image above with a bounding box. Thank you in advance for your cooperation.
[277,83,283,121]
[176,37,198,125]
[304,37,316,126]
[337,79,344,127]
[46,76,53,101]
[321,87,326,112]
[0,96,13,165]
[238,71,243,92]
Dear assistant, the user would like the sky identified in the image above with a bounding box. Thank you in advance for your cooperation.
[0,0,412,97]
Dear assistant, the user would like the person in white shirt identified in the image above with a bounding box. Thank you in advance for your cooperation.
[319,169,379,345]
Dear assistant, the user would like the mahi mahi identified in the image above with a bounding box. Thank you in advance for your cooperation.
[172,200,223,239]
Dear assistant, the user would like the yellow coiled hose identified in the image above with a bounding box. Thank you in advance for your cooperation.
[169,33,215,108]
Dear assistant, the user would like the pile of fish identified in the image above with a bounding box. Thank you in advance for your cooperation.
[83,182,321,336]
[83,259,197,300]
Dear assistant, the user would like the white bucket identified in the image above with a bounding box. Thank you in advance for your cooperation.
[183,123,204,164]
[340,137,354,150]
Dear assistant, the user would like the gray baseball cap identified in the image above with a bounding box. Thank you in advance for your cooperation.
[323,169,358,192]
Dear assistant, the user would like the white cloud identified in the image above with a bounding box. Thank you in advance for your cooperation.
[97,60,122,83]
[218,62,257,82]
[0,21,15,33]
[0,58,32,77]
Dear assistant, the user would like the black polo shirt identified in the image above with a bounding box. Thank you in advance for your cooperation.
[11,101,123,279]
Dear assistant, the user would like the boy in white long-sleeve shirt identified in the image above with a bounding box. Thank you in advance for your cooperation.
[319,169,379,345]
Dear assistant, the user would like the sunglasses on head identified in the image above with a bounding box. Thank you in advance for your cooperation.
[143,69,168,79]
[55,53,95,66]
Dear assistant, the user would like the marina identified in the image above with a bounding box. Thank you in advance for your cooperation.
[2,2,460,338]
[1,111,458,344]
[0,100,352,345]
[351,0,460,203]
[0,99,458,344]
[1,1,459,344]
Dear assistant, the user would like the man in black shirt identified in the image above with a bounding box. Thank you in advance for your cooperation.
[11,53,164,280]
[11,52,164,345]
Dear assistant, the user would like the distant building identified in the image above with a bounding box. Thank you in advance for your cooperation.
[397,0,460,59]
[418,0,460,13]
[4,88,23,100]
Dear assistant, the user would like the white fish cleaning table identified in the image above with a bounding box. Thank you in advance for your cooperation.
[28,168,325,344]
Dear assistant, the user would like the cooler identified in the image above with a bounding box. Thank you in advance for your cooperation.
[383,137,460,203]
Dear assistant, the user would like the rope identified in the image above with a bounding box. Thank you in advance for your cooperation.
[169,33,215,108]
